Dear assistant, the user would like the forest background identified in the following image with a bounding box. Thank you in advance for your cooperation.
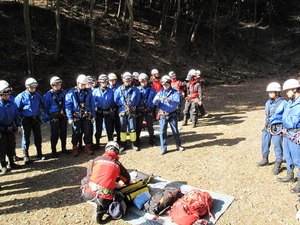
[1,0,300,93]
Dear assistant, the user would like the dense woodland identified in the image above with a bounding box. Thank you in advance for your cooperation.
[1,0,300,93]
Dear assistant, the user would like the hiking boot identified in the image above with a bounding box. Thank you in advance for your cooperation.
[277,170,295,183]
[256,156,269,167]
[37,155,46,160]
[24,153,31,165]
[1,167,9,174]
[95,211,106,224]
[160,150,167,155]
[177,146,185,151]
[291,178,300,194]
[119,142,127,153]
[9,163,22,169]
[182,114,188,126]
[72,146,80,157]
[84,144,94,155]
[62,149,71,154]
[13,156,22,162]
[132,142,140,151]
[272,161,282,175]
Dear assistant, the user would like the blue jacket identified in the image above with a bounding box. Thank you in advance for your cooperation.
[108,83,121,92]
[265,97,286,125]
[92,87,114,111]
[65,87,96,120]
[282,96,300,129]
[153,88,180,113]
[15,90,43,117]
[137,85,156,112]
[0,99,21,132]
[114,85,140,113]
[43,89,66,115]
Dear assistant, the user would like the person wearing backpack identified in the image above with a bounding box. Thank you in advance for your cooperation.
[81,141,130,223]
[256,82,286,175]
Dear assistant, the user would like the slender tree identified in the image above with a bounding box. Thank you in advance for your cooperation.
[90,0,96,67]
[54,0,61,63]
[23,0,34,76]
[121,0,134,70]
[170,0,182,38]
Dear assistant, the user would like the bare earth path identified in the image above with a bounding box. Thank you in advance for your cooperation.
[0,78,298,225]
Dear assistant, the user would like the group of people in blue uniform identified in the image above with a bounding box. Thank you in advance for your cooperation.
[0,69,195,180]
[257,78,300,193]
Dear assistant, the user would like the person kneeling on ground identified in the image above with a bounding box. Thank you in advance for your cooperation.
[81,141,130,224]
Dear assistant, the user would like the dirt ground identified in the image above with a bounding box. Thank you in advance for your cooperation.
[1,78,299,225]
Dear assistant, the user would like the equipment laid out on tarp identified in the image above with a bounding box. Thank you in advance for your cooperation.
[119,171,235,225]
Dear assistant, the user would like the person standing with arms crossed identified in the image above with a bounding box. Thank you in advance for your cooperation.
[153,75,184,155]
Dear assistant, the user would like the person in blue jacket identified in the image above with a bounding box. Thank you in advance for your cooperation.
[43,76,70,158]
[65,74,96,157]
[92,74,115,149]
[0,80,22,174]
[114,72,140,151]
[153,75,184,155]
[136,73,156,147]
[108,73,121,144]
[277,79,300,193]
[256,82,286,175]
[15,78,45,164]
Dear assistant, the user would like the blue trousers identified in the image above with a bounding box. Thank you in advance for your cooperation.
[95,113,114,143]
[283,136,300,176]
[22,117,42,155]
[119,114,136,133]
[71,118,92,146]
[50,115,67,151]
[159,115,181,152]
[261,130,283,162]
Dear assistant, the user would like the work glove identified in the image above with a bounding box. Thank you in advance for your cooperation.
[68,120,74,125]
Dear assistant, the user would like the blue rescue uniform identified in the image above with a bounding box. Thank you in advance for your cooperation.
[43,89,68,155]
[93,87,115,145]
[261,97,286,162]
[153,88,182,153]
[15,90,44,158]
[136,85,156,146]
[65,87,95,148]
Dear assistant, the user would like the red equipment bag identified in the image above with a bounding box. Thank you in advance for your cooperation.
[168,189,214,225]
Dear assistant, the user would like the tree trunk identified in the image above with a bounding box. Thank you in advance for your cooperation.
[53,0,61,63]
[122,0,127,23]
[104,0,110,16]
[158,0,169,33]
[121,0,133,70]
[170,0,181,38]
[212,0,218,56]
[117,0,122,18]
[90,0,96,67]
[23,0,34,76]
[190,11,202,43]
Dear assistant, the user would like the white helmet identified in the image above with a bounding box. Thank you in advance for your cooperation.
[86,76,96,84]
[266,82,281,92]
[25,78,38,88]
[168,71,176,77]
[105,141,120,154]
[283,79,300,91]
[0,80,12,95]
[161,75,171,85]
[98,74,108,82]
[108,73,117,80]
[122,72,132,81]
[50,76,62,86]
[76,74,89,84]
[138,73,148,82]
[188,69,196,76]
[195,70,201,76]
[151,69,159,75]
[133,72,139,78]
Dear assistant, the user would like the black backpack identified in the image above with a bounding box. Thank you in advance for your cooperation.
[144,187,182,215]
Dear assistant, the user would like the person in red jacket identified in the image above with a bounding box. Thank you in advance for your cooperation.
[81,141,130,223]
[150,69,162,120]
